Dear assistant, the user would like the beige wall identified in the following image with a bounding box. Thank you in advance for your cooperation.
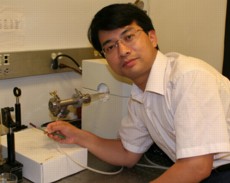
[0,0,139,52]
[149,0,227,72]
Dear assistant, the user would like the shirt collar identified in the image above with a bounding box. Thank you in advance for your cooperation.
[145,51,168,95]
[131,51,169,102]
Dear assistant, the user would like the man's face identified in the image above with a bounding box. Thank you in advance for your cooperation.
[98,22,158,86]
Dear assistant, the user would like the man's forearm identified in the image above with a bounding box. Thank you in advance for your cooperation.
[150,154,213,183]
[78,130,142,167]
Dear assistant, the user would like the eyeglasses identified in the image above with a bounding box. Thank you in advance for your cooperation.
[101,29,143,56]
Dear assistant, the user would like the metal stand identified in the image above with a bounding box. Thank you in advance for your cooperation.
[0,107,23,182]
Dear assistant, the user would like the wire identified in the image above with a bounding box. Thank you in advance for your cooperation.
[59,63,82,75]
[56,143,124,175]
[55,142,168,175]
[56,54,81,68]
[52,54,82,72]
[136,154,169,170]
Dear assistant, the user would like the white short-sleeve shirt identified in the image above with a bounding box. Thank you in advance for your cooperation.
[119,51,230,167]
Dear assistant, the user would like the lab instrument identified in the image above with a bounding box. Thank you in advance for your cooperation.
[0,107,23,182]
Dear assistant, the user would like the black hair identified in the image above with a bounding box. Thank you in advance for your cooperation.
[87,3,156,57]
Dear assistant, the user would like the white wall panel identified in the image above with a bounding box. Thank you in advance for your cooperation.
[149,0,227,72]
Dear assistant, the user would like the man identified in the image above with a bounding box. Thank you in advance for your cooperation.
[47,3,230,182]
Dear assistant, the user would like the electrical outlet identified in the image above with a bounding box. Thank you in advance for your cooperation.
[3,68,10,74]
[3,54,10,65]
[51,52,63,61]
[0,53,11,77]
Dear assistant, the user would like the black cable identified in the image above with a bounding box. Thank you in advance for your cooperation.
[59,63,82,75]
[51,54,82,72]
